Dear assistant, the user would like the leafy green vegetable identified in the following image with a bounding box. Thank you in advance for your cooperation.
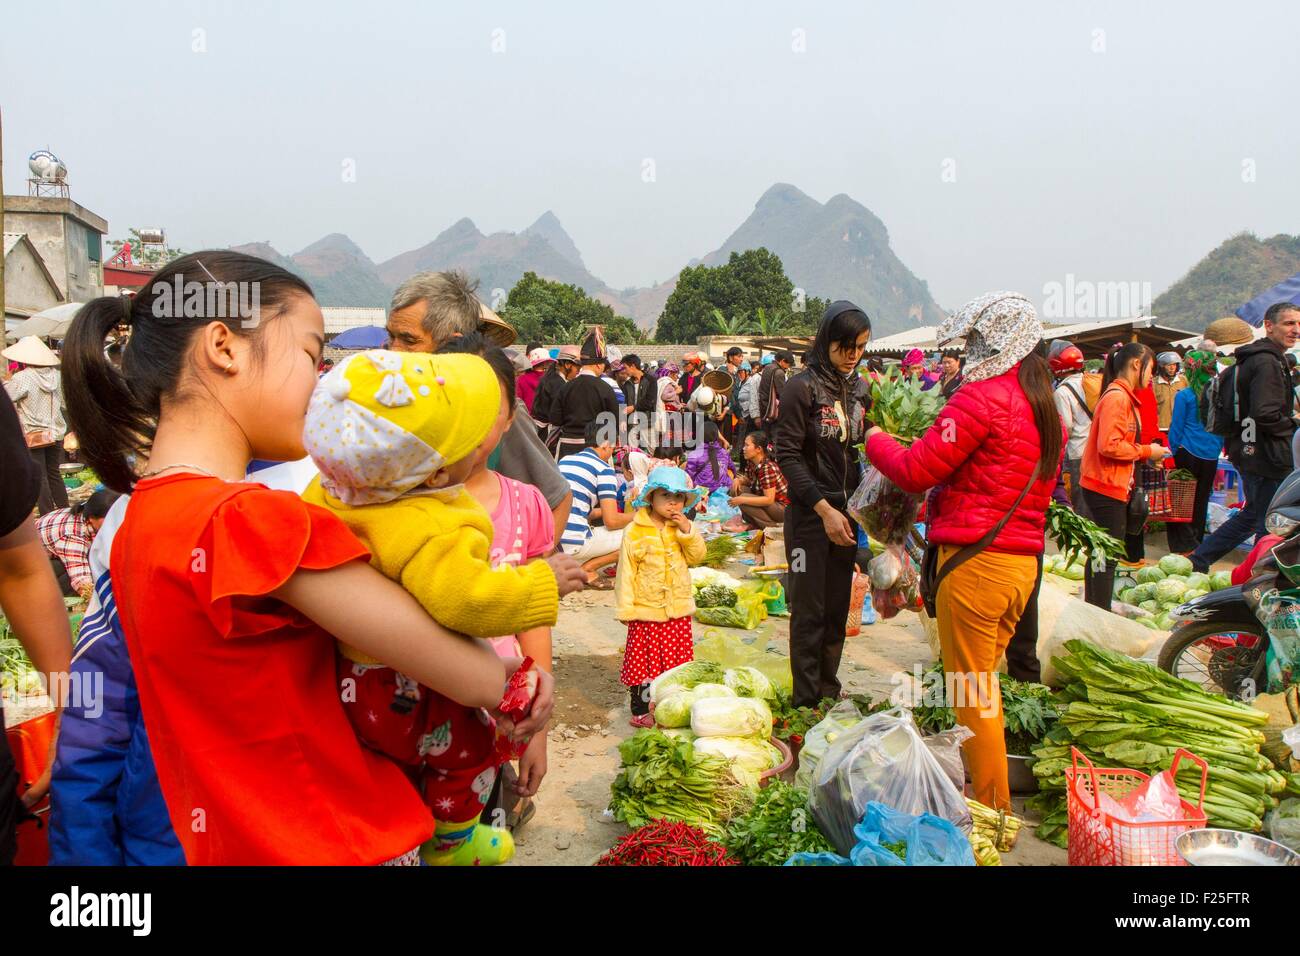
[723,666,776,701]
[859,365,944,441]
[1159,554,1194,577]
[722,780,835,865]
[649,660,726,702]
[609,729,747,832]
[654,692,696,728]
[909,661,1058,754]
[691,696,774,738]
[696,584,738,608]
[1031,640,1275,839]
[702,535,742,568]
[1135,565,1168,585]
[1046,502,1125,570]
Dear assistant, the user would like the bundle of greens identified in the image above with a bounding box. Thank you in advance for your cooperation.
[702,535,742,568]
[908,661,1059,755]
[1167,468,1197,483]
[608,729,748,833]
[1046,502,1126,571]
[1030,640,1281,846]
[722,781,835,865]
[860,365,945,441]
[695,584,738,608]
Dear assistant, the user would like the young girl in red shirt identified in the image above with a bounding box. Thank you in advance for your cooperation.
[60,251,552,865]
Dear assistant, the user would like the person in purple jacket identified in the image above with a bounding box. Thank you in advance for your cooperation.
[683,421,734,505]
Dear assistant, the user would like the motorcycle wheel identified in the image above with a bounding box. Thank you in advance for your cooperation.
[1158,621,1267,700]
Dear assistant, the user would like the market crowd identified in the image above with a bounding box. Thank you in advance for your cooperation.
[1,246,1297,863]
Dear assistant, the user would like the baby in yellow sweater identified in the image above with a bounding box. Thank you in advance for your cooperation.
[302,348,584,865]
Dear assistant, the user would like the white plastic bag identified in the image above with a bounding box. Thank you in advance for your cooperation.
[923,725,975,794]
[794,700,866,789]
[809,709,972,855]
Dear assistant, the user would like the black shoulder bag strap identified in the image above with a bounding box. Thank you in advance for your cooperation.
[1064,383,1092,421]
[919,467,1040,617]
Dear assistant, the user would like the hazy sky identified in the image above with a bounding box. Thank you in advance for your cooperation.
[3,0,1296,314]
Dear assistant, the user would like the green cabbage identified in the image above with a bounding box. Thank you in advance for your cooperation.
[1135,566,1168,585]
[654,691,696,728]
[1113,576,1138,594]
[1062,563,1086,581]
[1139,600,1161,613]
[1158,554,1194,577]
[692,735,779,777]
[1155,578,1189,605]
[1137,617,1160,629]
[691,696,774,739]
[1185,572,1211,592]
[649,660,725,702]
[1130,583,1156,604]
[723,666,776,701]
[1184,588,1209,601]
[1118,588,1138,605]
[1210,570,1234,591]
[690,683,737,700]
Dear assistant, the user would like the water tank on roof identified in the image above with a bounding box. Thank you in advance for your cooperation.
[138,229,166,245]
[28,150,67,182]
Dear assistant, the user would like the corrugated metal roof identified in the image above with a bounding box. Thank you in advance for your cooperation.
[321,306,387,333]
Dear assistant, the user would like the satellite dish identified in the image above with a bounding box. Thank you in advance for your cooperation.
[28,149,67,183]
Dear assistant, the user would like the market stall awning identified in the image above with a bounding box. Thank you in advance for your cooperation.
[747,335,814,356]
[1041,317,1194,359]
[862,326,946,356]
[1236,272,1300,327]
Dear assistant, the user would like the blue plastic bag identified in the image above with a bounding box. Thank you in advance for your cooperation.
[707,486,741,521]
[848,802,975,867]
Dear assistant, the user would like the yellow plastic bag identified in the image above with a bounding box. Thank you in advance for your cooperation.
[693,628,793,696]
[737,580,788,616]
[694,591,767,630]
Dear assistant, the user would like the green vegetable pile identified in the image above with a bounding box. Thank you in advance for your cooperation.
[609,729,748,833]
[1111,555,1231,631]
[1,604,82,701]
[1029,640,1288,846]
[1046,502,1125,571]
[908,661,1059,755]
[770,691,879,743]
[696,584,738,609]
[722,780,834,865]
[859,365,945,441]
[702,535,742,568]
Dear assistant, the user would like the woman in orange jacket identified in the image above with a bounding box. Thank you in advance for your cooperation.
[1079,343,1170,607]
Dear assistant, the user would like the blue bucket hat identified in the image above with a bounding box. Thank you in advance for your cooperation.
[632,465,703,510]
[760,354,775,365]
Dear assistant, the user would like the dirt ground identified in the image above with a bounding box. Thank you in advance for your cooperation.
[513,561,1074,866]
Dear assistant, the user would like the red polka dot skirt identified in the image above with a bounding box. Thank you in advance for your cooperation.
[620,616,695,687]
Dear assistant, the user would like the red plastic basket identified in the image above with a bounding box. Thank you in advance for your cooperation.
[1065,747,1208,866]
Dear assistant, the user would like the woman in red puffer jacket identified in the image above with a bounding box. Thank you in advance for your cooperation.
[864,292,1063,811]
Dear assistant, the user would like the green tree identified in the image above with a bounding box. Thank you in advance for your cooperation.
[655,248,795,343]
[499,271,643,344]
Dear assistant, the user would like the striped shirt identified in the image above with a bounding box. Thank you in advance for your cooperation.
[559,448,619,550]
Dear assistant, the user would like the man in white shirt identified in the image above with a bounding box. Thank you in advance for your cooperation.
[1050,343,1091,514]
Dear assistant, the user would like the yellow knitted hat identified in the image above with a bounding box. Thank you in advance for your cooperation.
[304,350,500,505]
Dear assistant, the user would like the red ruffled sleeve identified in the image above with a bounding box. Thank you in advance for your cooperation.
[191,487,371,639]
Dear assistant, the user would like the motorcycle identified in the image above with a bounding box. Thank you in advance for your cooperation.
[1159,469,1300,699]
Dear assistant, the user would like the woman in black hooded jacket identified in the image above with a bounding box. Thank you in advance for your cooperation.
[773,302,872,706]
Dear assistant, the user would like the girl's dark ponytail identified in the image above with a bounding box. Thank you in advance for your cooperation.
[1101,342,1153,393]
[62,296,153,493]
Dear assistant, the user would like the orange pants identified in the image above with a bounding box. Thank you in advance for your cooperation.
[935,545,1037,811]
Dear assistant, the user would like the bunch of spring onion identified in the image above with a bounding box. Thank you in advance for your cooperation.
[1029,640,1283,844]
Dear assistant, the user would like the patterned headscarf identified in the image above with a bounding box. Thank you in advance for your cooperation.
[1183,349,1217,398]
[656,362,680,379]
[902,348,925,367]
[938,291,1042,385]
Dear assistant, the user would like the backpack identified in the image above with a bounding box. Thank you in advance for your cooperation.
[1201,364,1240,438]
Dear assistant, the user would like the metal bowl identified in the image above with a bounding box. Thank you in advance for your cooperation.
[1175,828,1300,866]
[59,463,83,475]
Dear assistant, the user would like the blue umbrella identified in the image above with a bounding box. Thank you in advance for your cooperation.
[1236,272,1300,327]
[330,325,389,349]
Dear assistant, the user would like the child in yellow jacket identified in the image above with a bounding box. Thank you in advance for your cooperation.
[302,349,583,865]
[614,465,708,727]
